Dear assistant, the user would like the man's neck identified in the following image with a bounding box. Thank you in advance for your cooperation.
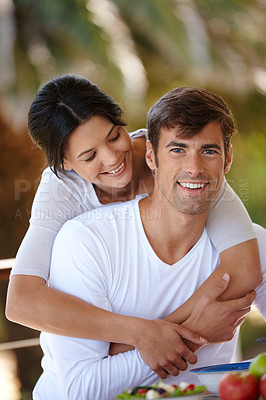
[139,194,208,265]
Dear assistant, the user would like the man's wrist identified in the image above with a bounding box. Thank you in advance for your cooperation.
[125,316,146,348]
[181,320,204,352]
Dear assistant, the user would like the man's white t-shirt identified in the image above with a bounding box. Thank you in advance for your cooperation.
[33,197,266,400]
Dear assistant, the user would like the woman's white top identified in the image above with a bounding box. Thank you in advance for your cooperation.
[12,130,256,281]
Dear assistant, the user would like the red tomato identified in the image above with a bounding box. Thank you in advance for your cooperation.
[184,384,195,393]
[219,372,259,400]
[260,373,266,400]
[136,388,148,394]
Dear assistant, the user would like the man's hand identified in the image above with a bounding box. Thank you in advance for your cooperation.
[135,319,207,379]
[183,273,256,344]
[109,318,206,379]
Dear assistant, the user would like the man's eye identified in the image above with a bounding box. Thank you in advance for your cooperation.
[171,148,183,153]
[204,149,216,154]
[85,152,96,162]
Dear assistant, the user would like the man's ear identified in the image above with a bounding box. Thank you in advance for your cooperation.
[145,140,157,171]
[224,144,233,174]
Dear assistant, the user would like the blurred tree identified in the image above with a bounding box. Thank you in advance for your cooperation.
[0,111,44,257]
[1,0,266,128]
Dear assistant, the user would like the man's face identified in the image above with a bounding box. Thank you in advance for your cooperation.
[146,121,232,215]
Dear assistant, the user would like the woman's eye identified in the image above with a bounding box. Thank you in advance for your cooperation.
[85,152,96,162]
[110,130,120,142]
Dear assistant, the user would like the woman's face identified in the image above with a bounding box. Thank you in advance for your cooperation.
[63,115,134,190]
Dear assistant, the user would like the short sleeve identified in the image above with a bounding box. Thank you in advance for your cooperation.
[206,178,256,253]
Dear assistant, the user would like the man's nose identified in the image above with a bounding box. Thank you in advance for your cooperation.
[184,154,204,176]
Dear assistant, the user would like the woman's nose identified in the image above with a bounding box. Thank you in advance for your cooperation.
[102,145,120,167]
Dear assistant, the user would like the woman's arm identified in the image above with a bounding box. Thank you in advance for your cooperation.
[6,275,140,341]
[6,274,205,379]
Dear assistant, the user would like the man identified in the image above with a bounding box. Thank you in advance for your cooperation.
[33,87,265,400]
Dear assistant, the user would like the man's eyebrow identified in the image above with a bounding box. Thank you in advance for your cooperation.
[165,141,188,149]
[77,124,116,158]
[165,142,222,151]
[201,143,222,151]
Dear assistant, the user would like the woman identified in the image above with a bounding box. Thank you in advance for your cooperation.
[6,74,262,375]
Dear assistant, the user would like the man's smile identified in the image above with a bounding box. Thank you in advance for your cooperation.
[178,182,208,189]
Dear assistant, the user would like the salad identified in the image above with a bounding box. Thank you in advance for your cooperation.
[116,381,206,398]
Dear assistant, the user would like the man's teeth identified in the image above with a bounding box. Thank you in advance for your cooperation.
[179,182,206,189]
[106,161,124,174]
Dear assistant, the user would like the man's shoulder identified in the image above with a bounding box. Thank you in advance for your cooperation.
[53,197,143,257]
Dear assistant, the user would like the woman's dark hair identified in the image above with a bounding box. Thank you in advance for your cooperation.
[28,74,126,176]
[147,87,236,165]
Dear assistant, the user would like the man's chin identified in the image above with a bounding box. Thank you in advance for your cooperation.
[176,200,211,215]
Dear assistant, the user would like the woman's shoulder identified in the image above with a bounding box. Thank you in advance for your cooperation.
[35,167,100,210]
[40,167,91,191]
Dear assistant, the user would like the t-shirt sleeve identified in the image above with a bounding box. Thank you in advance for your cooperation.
[129,128,148,140]
[206,178,256,253]
[47,335,155,400]
[11,169,88,281]
[42,220,157,400]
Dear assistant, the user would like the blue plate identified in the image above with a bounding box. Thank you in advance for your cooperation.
[190,361,251,373]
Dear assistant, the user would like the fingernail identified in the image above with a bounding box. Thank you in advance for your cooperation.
[199,337,207,344]
[222,273,230,281]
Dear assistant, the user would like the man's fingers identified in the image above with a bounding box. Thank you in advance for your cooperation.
[164,361,185,375]
[211,272,230,298]
[154,368,170,379]
[245,290,256,303]
[183,350,198,365]
[239,290,256,307]
[229,290,256,311]
[234,316,246,328]
[177,325,207,346]
[236,307,251,320]
[160,357,188,376]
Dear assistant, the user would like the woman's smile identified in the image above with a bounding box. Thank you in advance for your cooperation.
[102,159,126,175]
